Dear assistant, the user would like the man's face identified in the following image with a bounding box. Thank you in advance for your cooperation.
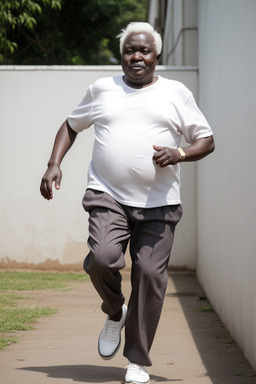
[121,32,161,87]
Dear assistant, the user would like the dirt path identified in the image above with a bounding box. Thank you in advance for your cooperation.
[0,271,255,384]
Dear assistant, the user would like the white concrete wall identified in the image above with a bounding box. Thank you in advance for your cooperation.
[198,0,256,371]
[0,65,198,271]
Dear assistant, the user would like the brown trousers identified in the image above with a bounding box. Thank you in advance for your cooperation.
[82,189,182,366]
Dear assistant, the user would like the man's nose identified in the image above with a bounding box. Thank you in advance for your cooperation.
[131,51,142,60]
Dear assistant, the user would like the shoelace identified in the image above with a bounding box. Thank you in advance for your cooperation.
[102,320,118,341]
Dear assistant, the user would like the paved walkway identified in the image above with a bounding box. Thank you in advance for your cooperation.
[0,271,255,384]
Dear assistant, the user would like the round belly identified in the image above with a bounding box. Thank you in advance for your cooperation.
[92,139,156,190]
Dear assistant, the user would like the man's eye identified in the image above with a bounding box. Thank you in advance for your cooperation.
[142,50,150,54]
[125,50,133,54]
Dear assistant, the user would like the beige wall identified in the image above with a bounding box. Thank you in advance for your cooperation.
[198,0,256,371]
[0,66,198,271]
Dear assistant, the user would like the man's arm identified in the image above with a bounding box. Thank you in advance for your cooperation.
[153,136,215,167]
[40,120,78,200]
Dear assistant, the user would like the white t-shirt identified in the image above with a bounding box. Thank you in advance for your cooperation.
[68,75,213,208]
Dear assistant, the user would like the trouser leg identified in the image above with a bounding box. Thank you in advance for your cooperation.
[82,189,131,316]
[123,205,183,366]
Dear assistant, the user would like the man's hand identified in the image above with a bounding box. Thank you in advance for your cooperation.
[153,137,215,167]
[40,164,62,200]
[153,145,180,167]
[39,120,78,200]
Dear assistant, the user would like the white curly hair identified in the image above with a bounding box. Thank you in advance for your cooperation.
[117,22,162,55]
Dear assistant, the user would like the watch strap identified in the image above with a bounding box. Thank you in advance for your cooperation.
[177,147,186,160]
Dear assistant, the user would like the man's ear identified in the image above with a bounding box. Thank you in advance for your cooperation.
[156,54,161,62]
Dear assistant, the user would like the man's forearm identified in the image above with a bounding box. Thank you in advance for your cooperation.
[153,136,215,167]
[48,119,78,167]
[179,136,215,162]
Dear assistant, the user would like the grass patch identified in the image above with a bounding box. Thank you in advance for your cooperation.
[0,294,57,350]
[0,292,22,307]
[197,305,214,312]
[0,335,18,349]
[0,271,88,350]
[0,306,57,333]
[0,271,87,291]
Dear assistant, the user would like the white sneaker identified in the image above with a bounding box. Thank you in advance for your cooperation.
[98,304,127,359]
[125,362,150,384]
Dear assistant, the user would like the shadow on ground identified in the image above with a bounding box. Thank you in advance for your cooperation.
[19,364,182,383]
[169,271,256,384]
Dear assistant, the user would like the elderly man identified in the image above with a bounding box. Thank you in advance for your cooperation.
[40,22,214,384]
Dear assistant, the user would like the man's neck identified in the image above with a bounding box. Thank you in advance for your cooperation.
[123,76,158,89]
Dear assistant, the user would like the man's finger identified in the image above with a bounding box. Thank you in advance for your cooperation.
[45,180,53,199]
[153,144,162,152]
[55,176,61,190]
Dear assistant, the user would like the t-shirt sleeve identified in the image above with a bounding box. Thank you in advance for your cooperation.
[67,88,94,133]
[179,93,213,143]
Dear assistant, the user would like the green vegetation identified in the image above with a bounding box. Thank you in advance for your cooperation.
[0,271,87,290]
[0,0,63,64]
[0,305,56,332]
[0,0,148,65]
[0,271,87,350]
[197,306,214,312]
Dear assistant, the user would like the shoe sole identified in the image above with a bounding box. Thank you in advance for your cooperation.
[125,381,150,384]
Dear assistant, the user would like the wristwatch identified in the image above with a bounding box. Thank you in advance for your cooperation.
[177,147,186,160]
